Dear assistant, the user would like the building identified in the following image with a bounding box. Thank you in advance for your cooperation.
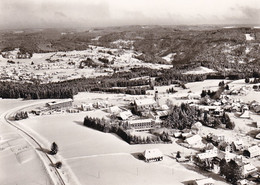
[126,119,160,131]
[240,110,250,119]
[108,106,122,115]
[46,99,73,110]
[197,148,218,161]
[232,140,245,151]
[241,163,258,178]
[192,178,215,185]
[185,134,204,148]
[143,148,163,162]
[134,98,157,112]
[244,145,260,158]
[118,110,132,120]
[81,103,93,111]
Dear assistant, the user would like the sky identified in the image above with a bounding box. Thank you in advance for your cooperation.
[0,0,260,29]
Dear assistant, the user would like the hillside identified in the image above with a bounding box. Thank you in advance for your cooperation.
[0,25,260,72]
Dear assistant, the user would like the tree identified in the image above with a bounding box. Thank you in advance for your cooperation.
[219,159,227,176]
[50,142,58,155]
[55,161,62,169]
[245,77,250,83]
[225,160,241,184]
[176,151,181,158]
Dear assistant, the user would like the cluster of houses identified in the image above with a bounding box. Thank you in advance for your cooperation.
[1,48,31,59]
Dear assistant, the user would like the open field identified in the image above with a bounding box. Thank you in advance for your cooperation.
[18,109,228,185]
[0,99,53,185]
[2,78,260,185]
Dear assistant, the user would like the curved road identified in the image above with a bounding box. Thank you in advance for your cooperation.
[1,101,67,185]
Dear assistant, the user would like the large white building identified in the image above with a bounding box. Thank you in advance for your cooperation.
[126,119,160,131]
[134,98,157,112]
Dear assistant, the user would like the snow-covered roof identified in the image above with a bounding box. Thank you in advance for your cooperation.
[135,98,157,106]
[47,99,73,106]
[156,110,168,117]
[161,104,169,110]
[191,122,202,129]
[197,148,218,160]
[128,119,153,124]
[109,106,122,114]
[248,145,260,155]
[194,177,215,185]
[119,110,132,120]
[240,110,250,118]
[242,163,257,175]
[186,135,202,145]
[143,148,163,159]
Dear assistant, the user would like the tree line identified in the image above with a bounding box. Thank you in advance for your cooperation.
[163,103,234,130]
[83,116,172,144]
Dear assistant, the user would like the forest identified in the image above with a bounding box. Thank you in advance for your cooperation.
[163,103,234,130]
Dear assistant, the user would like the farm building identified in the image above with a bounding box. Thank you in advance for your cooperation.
[46,99,73,110]
[142,149,163,162]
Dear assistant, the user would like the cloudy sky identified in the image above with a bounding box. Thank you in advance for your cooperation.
[0,0,260,29]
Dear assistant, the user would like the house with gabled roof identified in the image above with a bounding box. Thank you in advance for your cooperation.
[142,148,163,162]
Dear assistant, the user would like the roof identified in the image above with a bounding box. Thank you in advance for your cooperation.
[109,106,122,114]
[143,149,163,159]
[195,177,215,185]
[156,110,168,117]
[243,163,257,175]
[256,133,260,139]
[119,110,132,120]
[161,104,169,110]
[197,149,218,160]
[248,145,260,154]
[135,98,157,106]
[237,179,249,185]
[128,119,153,124]
[240,110,250,118]
[191,122,202,129]
[186,135,202,145]
[47,99,73,106]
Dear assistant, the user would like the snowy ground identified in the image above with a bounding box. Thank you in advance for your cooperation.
[245,34,254,41]
[3,78,255,185]
[0,46,172,84]
[183,66,216,75]
[18,112,227,185]
[0,99,53,185]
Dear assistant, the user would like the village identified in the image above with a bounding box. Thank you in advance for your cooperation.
[0,46,172,84]
[11,77,260,185]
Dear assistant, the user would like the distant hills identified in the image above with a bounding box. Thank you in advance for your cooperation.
[0,25,259,70]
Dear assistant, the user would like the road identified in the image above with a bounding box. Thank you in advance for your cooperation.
[0,101,68,185]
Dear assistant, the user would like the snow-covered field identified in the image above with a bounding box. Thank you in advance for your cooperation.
[0,99,53,185]
[0,46,172,83]
[245,33,254,41]
[183,66,216,75]
[4,78,258,185]
[162,53,176,63]
[18,112,227,185]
